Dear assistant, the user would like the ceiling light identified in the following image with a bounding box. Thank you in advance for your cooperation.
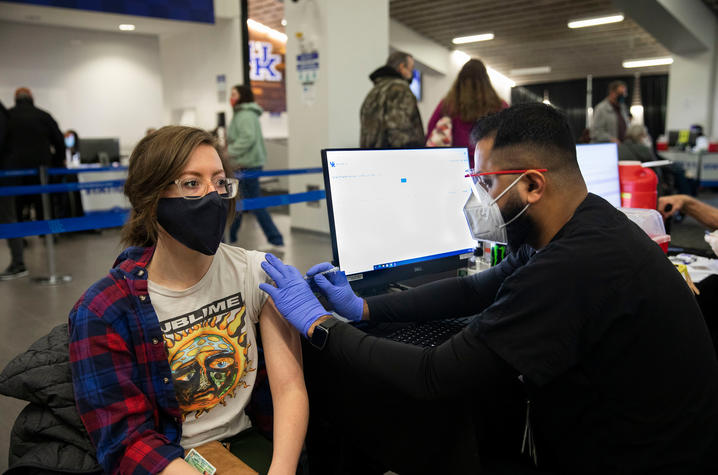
[451,50,471,66]
[542,90,551,105]
[119,24,135,31]
[568,14,624,29]
[452,33,494,44]
[281,18,287,26]
[487,66,516,88]
[510,66,552,76]
[452,50,515,88]
[622,57,673,68]
[247,18,288,43]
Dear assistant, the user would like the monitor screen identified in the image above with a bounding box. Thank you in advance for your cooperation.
[668,130,679,147]
[79,138,121,164]
[576,143,621,207]
[410,69,422,101]
[322,148,476,291]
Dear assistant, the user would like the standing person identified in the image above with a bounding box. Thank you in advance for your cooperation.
[59,129,84,219]
[0,100,28,280]
[262,103,718,474]
[426,58,507,168]
[227,84,284,248]
[69,126,308,473]
[590,80,629,144]
[360,51,424,149]
[5,87,65,229]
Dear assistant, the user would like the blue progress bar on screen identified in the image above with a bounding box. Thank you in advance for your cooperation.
[373,248,474,270]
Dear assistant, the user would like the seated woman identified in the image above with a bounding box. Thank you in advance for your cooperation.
[68,126,307,474]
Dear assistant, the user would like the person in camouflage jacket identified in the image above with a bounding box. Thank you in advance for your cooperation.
[360,51,424,148]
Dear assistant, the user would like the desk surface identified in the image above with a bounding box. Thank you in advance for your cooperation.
[669,254,718,283]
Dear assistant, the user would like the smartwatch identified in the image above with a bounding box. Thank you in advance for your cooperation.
[310,317,337,350]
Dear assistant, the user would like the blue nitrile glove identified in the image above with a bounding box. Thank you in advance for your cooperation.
[259,254,330,338]
[306,262,364,321]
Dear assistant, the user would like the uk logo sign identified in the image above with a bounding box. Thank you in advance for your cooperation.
[249,41,282,82]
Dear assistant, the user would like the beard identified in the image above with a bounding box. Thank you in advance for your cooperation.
[499,189,535,253]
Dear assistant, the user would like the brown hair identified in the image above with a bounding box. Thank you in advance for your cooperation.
[232,84,255,104]
[443,58,503,122]
[121,125,236,248]
[608,80,626,93]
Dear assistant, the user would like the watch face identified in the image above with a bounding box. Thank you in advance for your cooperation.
[312,324,329,350]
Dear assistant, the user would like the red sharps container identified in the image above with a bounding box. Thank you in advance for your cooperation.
[620,208,671,254]
[619,161,658,209]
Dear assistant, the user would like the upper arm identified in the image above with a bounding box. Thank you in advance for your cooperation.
[258,298,304,389]
[237,114,257,142]
[385,86,415,124]
[228,115,257,157]
[591,107,613,141]
[47,114,65,160]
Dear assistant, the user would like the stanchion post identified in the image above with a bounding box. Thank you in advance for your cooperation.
[32,165,72,286]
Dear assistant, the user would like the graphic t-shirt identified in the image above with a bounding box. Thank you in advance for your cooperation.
[148,244,269,448]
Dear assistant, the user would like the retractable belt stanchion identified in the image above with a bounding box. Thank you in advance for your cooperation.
[32,166,72,286]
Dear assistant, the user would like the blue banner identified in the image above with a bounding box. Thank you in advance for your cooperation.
[0,169,38,178]
[237,167,322,179]
[0,180,126,196]
[48,167,128,175]
[0,211,129,239]
[4,0,214,23]
[241,190,326,211]
[0,191,327,239]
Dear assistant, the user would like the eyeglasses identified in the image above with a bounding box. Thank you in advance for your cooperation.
[172,176,239,200]
[465,168,547,192]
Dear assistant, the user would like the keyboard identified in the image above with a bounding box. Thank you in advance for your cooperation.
[385,318,470,348]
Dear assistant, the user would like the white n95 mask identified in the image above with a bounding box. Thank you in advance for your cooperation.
[463,173,529,244]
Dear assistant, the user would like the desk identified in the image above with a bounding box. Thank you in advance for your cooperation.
[659,150,718,186]
[669,254,718,283]
[76,168,128,212]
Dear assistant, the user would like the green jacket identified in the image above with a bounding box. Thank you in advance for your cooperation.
[227,102,266,169]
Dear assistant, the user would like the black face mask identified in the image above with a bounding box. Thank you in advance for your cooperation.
[157,192,229,255]
[617,94,626,104]
[500,190,535,254]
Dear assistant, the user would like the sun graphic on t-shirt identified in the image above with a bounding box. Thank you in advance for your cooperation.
[164,307,253,419]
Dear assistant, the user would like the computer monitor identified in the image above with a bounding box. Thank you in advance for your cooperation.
[410,69,422,101]
[322,148,476,292]
[79,138,120,164]
[668,129,695,148]
[576,143,621,207]
[668,131,679,147]
[688,131,700,147]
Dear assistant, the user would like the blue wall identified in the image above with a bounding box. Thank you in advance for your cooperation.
[5,0,215,23]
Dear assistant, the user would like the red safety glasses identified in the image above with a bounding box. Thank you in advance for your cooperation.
[464,168,548,179]
[465,168,548,193]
